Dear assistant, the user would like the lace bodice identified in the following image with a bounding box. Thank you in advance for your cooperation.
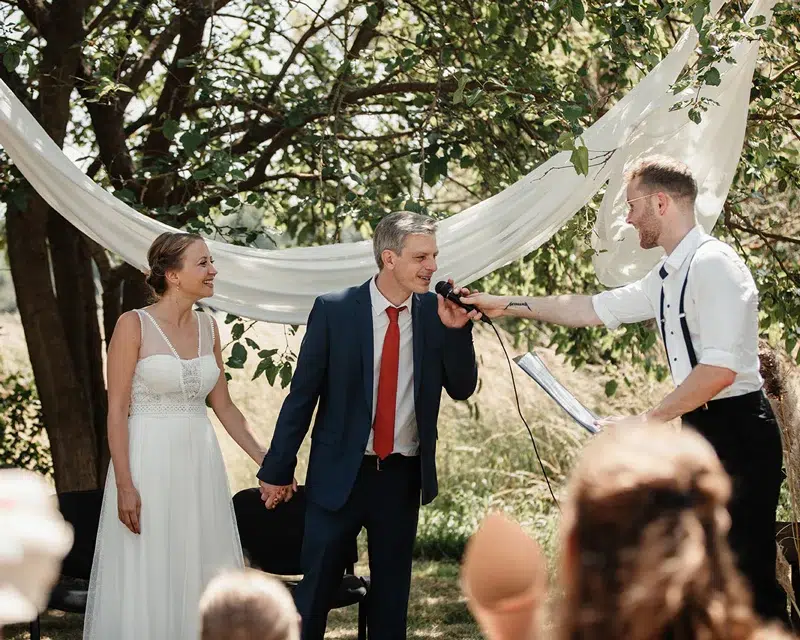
[129,309,220,416]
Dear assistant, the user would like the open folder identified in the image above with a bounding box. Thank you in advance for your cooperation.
[513,352,600,435]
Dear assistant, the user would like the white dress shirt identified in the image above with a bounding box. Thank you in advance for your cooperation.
[591,226,763,400]
[365,277,419,456]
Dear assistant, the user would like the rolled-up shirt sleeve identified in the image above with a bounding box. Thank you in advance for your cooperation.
[591,273,656,330]
[690,249,757,373]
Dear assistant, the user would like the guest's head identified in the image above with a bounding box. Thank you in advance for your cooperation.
[199,569,299,640]
[0,470,73,628]
[372,211,438,296]
[624,155,698,250]
[461,512,547,640]
[146,231,215,302]
[559,423,757,640]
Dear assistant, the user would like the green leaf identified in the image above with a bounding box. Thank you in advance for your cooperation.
[465,88,483,107]
[162,119,180,140]
[604,379,618,397]
[224,314,238,324]
[231,323,245,340]
[258,348,279,359]
[265,361,279,386]
[703,67,721,86]
[252,359,270,381]
[570,144,590,176]
[453,74,469,104]
[692,2,707,30]
[180,131,205,155]
[226,343,247,369]
[570,0,585,22]
[245,337,260,350]
[563,104,583,122]
[279,363,293,388]
[3,49,20,73]
[557,132,575,150]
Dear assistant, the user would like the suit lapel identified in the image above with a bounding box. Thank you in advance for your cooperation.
[357,280,374,416]
[412,293,424,400]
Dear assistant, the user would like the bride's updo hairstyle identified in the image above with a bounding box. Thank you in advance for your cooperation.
[145,231,204,298]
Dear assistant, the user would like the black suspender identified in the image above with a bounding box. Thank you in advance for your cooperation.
[659,238,717,374]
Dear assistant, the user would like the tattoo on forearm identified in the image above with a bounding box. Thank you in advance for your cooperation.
[505,301,532,311]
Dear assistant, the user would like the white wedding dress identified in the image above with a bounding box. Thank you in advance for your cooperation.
[83,309,244,640]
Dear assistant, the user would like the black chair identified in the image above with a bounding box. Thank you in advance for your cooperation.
[232,485,370,640]
[30,489,103,640]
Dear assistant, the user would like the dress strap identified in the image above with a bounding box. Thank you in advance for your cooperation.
[133,309,144,344]
[139,309,181,359]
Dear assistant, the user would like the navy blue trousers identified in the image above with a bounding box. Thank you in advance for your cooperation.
[294,454,421,640]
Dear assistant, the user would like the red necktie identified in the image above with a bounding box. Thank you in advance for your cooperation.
[373,306,405,459]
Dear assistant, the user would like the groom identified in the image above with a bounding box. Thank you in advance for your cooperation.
[257,211,480,639]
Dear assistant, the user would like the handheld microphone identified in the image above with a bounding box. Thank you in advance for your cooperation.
[435,281,493,325]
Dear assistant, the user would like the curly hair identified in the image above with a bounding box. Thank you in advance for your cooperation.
[145,231,204,298]
[559,423,759,640]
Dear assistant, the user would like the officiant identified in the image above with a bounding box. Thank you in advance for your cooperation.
[462,155,787,626]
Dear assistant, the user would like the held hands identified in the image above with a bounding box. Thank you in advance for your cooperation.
[259,478,298,510]
[117,484,142,534]
[437,279,483,328]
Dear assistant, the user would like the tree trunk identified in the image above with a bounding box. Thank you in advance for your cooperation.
[48,214,109,481]
[4,10,102,491]
[6,200,99,491]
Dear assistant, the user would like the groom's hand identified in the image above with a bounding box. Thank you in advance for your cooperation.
[259,480,296,510]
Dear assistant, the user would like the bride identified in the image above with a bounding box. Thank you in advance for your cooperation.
[83,231,280,639]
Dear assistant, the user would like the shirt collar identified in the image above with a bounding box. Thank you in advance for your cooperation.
[661,226,708,275]
[369,276,412,318]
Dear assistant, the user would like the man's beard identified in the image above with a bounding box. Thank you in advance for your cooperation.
[637,208,660,249]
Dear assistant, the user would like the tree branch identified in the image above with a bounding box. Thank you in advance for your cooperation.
[85,0,121,34]
[16,0,51,36]
[340,79,537,104]
[121,16,182,100]
[263,2,352,105]
[75,60,138,193]
[140,0,235,206]
[726,218,800,247]
[346,0,385,61]
[772,60,800,84]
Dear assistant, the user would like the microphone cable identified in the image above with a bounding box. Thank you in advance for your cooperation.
[436,280,560,510]
[486,320,561,512]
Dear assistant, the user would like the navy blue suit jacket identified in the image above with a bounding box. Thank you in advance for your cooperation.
[257,279,479,512]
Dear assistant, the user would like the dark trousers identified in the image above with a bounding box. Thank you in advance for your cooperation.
[294,454,421,640]
[683,391,787,624]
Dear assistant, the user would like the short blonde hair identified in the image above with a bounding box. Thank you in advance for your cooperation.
[199,569,300,640]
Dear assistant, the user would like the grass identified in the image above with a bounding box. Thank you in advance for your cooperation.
[0,312,672,639]
[4,561,481,640]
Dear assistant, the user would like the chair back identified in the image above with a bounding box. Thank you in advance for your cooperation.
[55,489,103,580]
[232,486,357,576]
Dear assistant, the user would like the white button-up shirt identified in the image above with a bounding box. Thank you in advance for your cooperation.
[591,226,763,400]
[365,277,419,456]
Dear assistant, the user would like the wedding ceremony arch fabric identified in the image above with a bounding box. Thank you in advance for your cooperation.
[0,0,776,325]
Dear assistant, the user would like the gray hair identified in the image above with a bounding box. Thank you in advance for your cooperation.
[372,211,437,269]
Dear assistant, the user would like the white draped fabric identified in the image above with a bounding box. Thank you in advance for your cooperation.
[0,0,775,324]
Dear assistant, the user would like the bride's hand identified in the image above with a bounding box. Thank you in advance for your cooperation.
[117,484,142,534]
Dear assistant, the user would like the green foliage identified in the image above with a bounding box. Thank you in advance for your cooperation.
[0,0,798,386]
[0,371,52,476]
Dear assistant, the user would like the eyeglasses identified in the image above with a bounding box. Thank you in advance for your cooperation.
[625,192,661,213]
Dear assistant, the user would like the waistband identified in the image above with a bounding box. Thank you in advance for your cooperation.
[699,390,765,412]
[362,453,420,471]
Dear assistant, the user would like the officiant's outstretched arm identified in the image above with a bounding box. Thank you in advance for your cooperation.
[256,210,479,640]
[464,155,788,627]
